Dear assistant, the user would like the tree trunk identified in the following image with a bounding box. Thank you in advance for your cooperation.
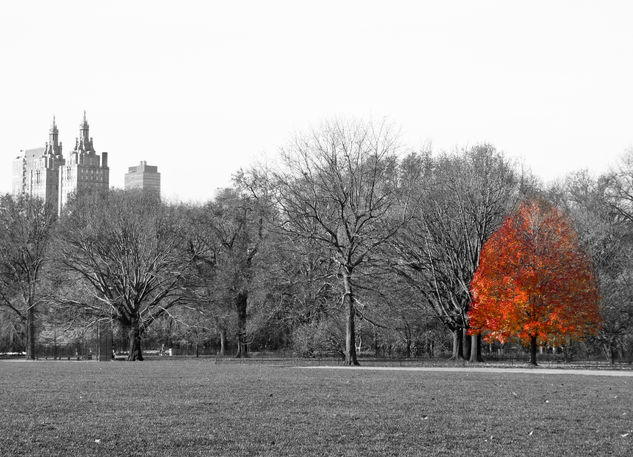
[25,302,36,360]
[373,325,379,358]
[462,327,471,361]
[451,328,464,360]
[165,317,173,348]
[127,318,143,361]
[529,334,538,366]
[342,271,359,366]
[610,345,617,366]
[469,333,483,363]
[234,292,248,358]
[219,329,226,356]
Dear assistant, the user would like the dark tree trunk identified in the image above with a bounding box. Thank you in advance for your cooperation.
[25,302,36,360]
[373,325,379,358]
[234,292,248,358]
[427,338,434,359]
[462,327,471,361]
[469,333,483,363]
[219,329,226,356]
[342,271,359,366]
[127,318,143,361]
[165,318,173,348]
[529,334,538,366]
[451,328,464,360]
[611,347,616,366]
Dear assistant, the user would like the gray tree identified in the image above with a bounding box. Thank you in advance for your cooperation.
[0,194,56,359]
[568,159,633,363]
[186,187,267,358]
[391,145,517,362]
[273,120,405,365]
[55,190,192,361]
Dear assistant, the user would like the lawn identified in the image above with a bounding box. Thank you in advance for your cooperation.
[0,360,631,456]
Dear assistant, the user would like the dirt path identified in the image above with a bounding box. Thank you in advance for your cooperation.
[299,365,633,377]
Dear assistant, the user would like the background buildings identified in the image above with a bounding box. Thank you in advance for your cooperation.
[12,114,160,211]
[124,161,160,198]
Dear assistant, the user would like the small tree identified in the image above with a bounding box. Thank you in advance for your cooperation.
[469,199,601,365]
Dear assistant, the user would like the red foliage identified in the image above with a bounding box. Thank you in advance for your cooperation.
[469,199,601,347]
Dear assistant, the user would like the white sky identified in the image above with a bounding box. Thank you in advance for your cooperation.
[1,1,632,202]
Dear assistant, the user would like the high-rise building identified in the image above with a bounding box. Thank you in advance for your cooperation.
[58,112,109,213]
[12,113,110,215]
[124,161,161,198]
[12,117,65,210]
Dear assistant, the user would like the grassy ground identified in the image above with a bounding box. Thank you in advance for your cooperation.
[0,360,631,456]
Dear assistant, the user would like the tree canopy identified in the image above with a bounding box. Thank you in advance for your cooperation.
[469,199,601,364]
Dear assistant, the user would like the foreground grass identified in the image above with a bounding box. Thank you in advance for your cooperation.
[0,360,631,456]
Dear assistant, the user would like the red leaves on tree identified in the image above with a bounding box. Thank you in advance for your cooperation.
[469,199,601,348]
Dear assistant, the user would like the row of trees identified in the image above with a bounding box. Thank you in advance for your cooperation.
[1,120,632,364]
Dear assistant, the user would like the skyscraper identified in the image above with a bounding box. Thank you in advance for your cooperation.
[58,112,109,214]
[12,117,65,210]
[124,161,161,198]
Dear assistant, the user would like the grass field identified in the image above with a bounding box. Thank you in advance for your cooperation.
[0,360,632,456]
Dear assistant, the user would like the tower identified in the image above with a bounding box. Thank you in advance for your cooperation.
[12,116,65,209]
[124,161,161,198]
[58,112,110,214]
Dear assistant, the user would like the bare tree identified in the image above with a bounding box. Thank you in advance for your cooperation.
[55,190,192,361]
[570,163,633,363]
[185,187,267,358]
[0,194,56,359]
[273,120,404,365]
[391,145,517,362]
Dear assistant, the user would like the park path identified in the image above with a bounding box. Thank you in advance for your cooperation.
[299,366,633,377]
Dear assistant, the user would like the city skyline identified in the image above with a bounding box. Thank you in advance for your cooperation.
[12,112,110,215]
[2,1,633,202]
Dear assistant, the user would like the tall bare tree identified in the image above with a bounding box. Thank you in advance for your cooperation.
[0,194,56,359]
[186,187,267,358]
[273,120,404,365]
[569,157,633,363]
[55,190,192,360]
[391,145,517,361]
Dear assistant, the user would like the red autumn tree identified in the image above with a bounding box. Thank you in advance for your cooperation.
[469,199,601,365]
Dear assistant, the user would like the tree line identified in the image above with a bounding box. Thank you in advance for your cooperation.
[1,120,632,364]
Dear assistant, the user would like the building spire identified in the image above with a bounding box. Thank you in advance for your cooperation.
[50,115,58,134]
[76,111,95,154]
[81,110,89,129]
[46,115,61,156]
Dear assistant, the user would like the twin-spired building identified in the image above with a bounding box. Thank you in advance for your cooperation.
[12,113,109,215]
